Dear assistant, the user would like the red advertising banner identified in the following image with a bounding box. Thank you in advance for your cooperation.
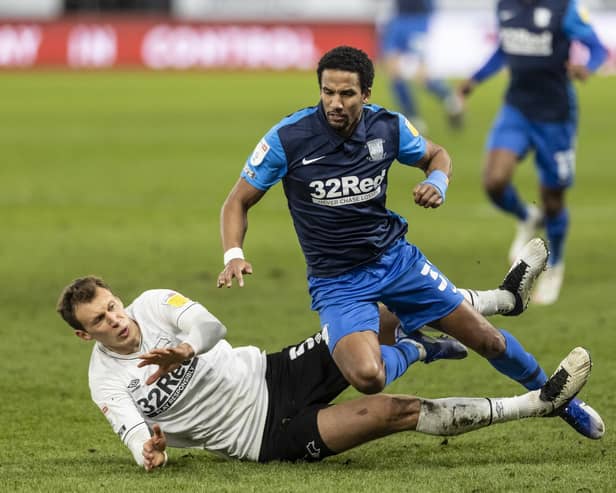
[0,17,376,69]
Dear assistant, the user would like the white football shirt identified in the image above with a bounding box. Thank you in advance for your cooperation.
[88,289,268,462]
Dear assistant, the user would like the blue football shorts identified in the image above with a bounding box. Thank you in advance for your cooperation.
[379,15,430,57]
[308,238,464,352]
[487,104,577,189]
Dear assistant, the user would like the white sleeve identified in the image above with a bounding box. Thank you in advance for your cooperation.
[177,303,227,355]
[153,290,227,355]
[124,423,151,467]
[91,381,150,467]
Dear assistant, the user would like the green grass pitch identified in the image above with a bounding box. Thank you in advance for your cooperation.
[1,70,615,492]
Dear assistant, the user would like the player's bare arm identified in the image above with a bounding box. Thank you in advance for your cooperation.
[142,424,167,472]
[412,140,452,209]
[138,342,195,385]
[218,178,265,288]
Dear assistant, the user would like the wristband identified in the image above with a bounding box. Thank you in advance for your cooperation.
[422,170,449,202]
[223,247,244,266]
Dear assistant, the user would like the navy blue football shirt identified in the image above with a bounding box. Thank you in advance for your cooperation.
[241,103,426,277]
[472,0,607,121]
[396,0,434,15]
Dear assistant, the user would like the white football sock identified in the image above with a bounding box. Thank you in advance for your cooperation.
[459,288,515,316]
[415,391,550,436]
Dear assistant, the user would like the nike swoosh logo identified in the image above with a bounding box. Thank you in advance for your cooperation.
[500,10,516,21]
[302,156,326,165]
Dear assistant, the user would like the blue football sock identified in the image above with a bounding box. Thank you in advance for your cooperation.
[545,208,569,266]
[488,184,528,220]
[381,342,420,386]
[391,79,417,117]
[425,78,451,100]
[489,329,547,390]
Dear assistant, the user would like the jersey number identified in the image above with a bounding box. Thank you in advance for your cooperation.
[555,149,575,183]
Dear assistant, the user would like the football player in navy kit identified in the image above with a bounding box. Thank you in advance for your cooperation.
[379,0,463,131]
[218,46,603,440]
[57,275,595,469]
[458,0,607,305]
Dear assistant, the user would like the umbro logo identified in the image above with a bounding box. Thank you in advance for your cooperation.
[127,379,140,390]
[302,155,326,165]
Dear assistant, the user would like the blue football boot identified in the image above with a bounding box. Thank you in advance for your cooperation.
[396,327,468,363]
[559,397,605,439]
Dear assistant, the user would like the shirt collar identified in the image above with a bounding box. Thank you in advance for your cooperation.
[317,102,367,147]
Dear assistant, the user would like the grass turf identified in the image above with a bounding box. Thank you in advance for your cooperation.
[1,70,615,492]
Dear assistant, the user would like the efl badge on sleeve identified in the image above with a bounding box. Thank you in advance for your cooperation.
[578,5,591,23]
[250,138,270,166]
[404,118,419,137]
[164,292,189,307]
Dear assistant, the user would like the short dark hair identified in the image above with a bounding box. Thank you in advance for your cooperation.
[57,276,111,331]
[316,46,375,94]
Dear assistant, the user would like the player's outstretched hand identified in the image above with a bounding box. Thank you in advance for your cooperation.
[413,182,443,209]
[143,424,167,472]
[217,258,253,288]
[567,63,590,82]
[138,342,195,385]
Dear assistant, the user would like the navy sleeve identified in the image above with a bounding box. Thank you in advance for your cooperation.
[471,45,506,83]
[563,0,608,72]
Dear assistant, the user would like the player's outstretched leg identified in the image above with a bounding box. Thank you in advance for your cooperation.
[396,327,467,364]
[414,346,592,437]
[489,329,604,439]
[458,237,548,317]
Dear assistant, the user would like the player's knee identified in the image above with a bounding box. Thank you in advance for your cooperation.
[346,363,386,394]
[483,178,507,199]
[482,163,510,195]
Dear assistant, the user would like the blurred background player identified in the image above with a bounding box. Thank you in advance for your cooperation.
[458,0,608,305]
[378,0,464,132]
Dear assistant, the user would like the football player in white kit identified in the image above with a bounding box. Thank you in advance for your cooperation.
[56,241,600,470]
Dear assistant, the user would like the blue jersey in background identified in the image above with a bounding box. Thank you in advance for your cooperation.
[472,0,607,121]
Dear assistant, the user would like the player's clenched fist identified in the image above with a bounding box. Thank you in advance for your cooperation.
[413,182,443,209]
